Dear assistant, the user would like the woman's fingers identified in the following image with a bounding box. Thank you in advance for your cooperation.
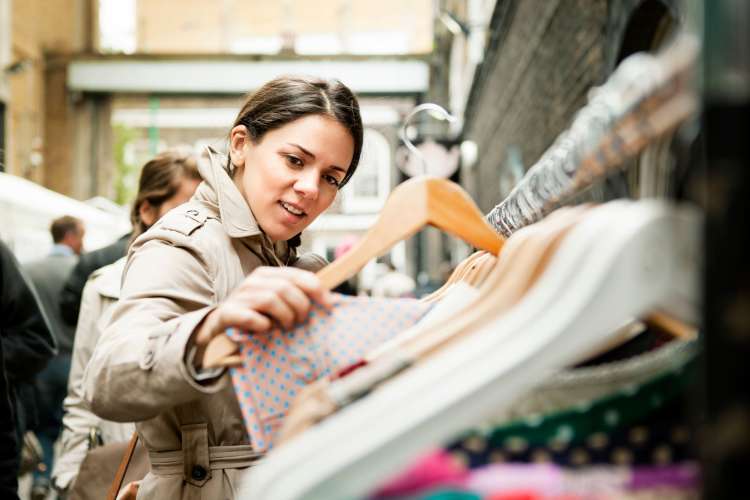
[217,306,273,333]
[192,267,332,368]
[209,267,333,337]
[116,481,140,500]
[263,277,312,324]
[254,267,332,307]
[248,289,297,329]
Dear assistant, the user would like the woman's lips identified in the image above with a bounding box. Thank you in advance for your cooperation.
[278,201,306,223]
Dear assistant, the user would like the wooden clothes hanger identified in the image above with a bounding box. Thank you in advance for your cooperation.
[422,251,485,304]
[316,176,503,288]
[203,176,504,369]
[463,252,498,287]
[243,201,701,500]
[376,208,587,359]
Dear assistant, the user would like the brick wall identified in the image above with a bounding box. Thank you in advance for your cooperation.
[463,0,608,212]
[462,0,684,212]
[7,0,93,193]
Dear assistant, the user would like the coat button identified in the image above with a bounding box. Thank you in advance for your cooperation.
[191,464,207,481]
[187,209,199,216]
[143,350,154,365]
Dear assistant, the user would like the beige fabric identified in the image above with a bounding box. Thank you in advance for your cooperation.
[82,147,326,500]
[53,257,135,491]
[67,437,149,500]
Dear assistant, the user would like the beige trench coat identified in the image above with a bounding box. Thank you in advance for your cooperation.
[82,147,326,500]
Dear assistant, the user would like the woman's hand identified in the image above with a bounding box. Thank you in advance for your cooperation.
[192,267,331,366]
[115,481,140,500]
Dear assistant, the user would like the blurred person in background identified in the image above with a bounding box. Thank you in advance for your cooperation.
[23,216,85,499]
[59,237,130,329]
[371,258,416,298]
[81,76,362,499]
[52,151,202,497]
[0,240,56,500]
[332,235,359,295]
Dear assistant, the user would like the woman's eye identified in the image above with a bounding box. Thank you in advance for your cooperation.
[286,155,303,168]
[324,175,341,187]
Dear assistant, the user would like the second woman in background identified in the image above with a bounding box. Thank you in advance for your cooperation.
[52,151,202,496]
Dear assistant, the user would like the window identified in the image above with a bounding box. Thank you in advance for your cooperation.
[342,128,391,213]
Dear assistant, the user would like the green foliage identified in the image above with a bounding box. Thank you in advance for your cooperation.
[113,124,140,205]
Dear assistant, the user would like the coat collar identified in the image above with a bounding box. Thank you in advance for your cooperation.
[196,147,295,266]
[198,146,262,239]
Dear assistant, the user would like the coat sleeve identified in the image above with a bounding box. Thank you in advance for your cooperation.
[59,257,91,327]
[82,236,224,423]
[0,241,57,382]
[54,279,111,489]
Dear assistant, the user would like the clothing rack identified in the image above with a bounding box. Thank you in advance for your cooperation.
[239,34,704,500]
[242,201,701,500]
[486,33,699,237]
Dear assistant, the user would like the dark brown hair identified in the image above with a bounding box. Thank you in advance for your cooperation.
[230,75,363,187]
[50,215,83,243]
[130,150,202,242]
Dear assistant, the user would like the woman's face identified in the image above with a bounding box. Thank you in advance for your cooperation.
[230,114,354,242]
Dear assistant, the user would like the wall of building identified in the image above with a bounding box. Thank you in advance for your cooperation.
[6,0,95,197]
[135,0,434,55]
[0,0,12,170]
[461,0,686,213]
[462,0,609,212]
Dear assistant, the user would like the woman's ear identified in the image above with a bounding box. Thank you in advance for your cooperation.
[229,125,250,168]
[139,200,157,228]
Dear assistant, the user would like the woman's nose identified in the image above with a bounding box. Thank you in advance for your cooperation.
[293,170,320,200]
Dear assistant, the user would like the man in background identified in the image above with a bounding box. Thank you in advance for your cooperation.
[371,259,416,298]
[23,216,84,500]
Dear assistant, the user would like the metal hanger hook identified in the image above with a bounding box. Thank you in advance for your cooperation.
[399,103,458,176]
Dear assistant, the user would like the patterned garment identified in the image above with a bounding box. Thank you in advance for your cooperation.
[227,293,432,451]
[372,351,700,499]
[446,356,697,469]
[417,485,699,499]
[464,463,700,498]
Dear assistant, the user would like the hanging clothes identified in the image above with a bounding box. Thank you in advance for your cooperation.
[373,453,699,499]
[446,354,696,469]
[371,339,699,498]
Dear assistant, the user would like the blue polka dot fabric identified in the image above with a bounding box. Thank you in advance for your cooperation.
[227,293,432,451]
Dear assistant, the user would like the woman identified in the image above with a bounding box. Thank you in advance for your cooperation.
[52,151,202,494]
[83,76,363,499]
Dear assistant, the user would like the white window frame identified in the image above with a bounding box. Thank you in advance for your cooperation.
[341,128,391,214]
